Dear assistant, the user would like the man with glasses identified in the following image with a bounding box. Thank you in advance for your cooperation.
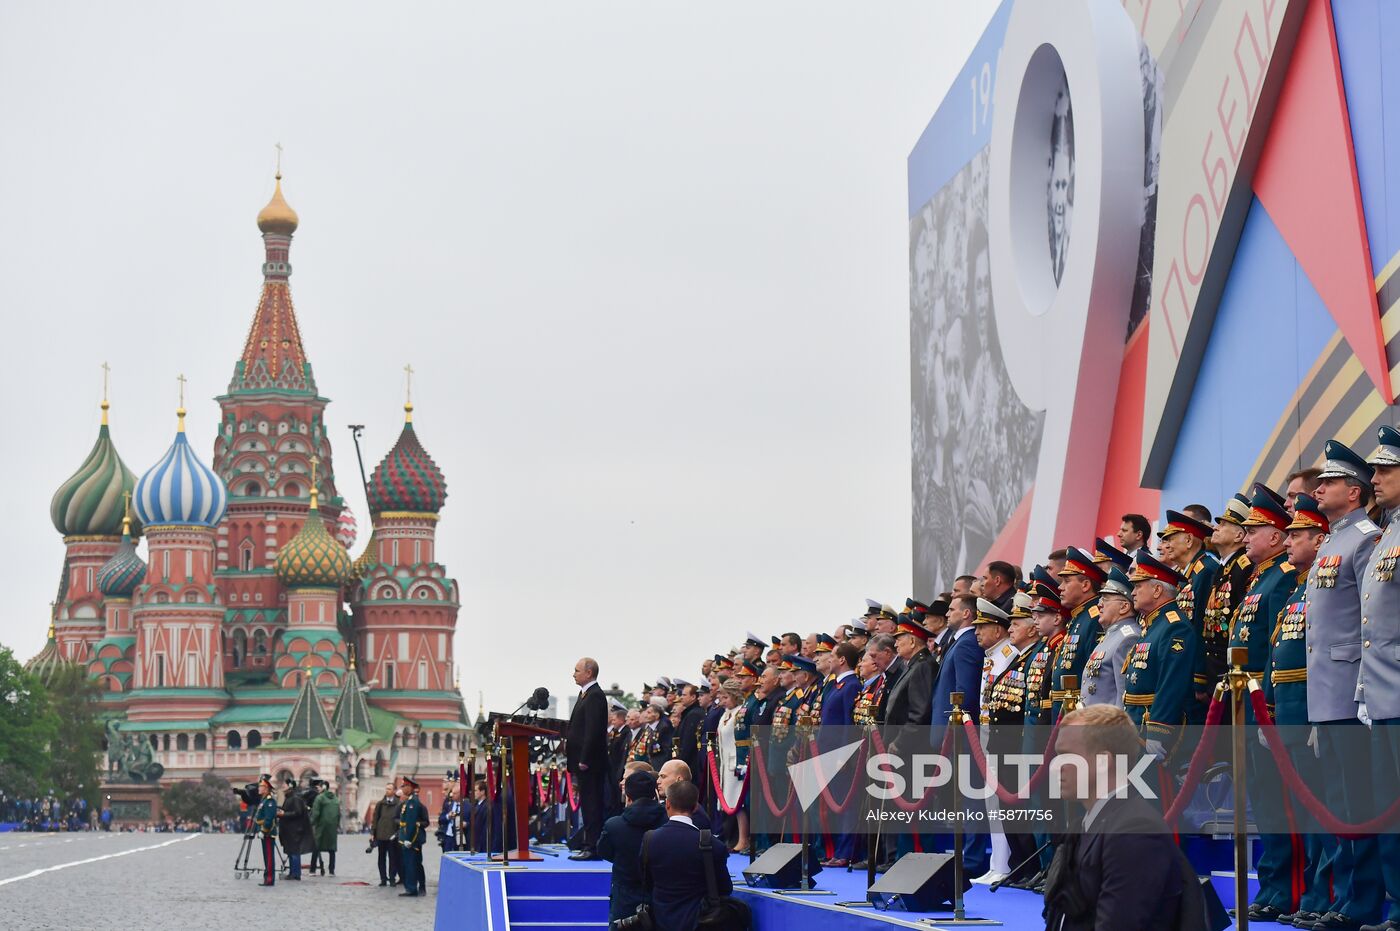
[1079,566,1141,708]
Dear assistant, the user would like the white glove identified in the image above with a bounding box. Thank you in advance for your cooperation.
[1257,728,1268,749]
[1307,725,1319,758]
[1145,739,1167,761]
[1359,702,1373,728]
[735,765,748,780]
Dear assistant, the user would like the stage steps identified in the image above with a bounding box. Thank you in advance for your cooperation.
[501,867,610,929]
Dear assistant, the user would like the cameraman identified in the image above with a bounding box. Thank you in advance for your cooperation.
[370,782,402,886]
[278,778,313,880]
[599,770,667,926]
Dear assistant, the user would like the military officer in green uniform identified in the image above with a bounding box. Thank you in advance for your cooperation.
[1012,577,1065,887]
[1158,509,1219,720]
[1051,547,1105,720]
[1266,494,1335,927]
[397,777,429,897]
[1120,552,1200,762]
[1232,485,1300,923]
[252,774,278,887]
[1203,494,1254,691]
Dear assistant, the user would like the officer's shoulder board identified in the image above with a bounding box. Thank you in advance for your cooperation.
[1162,606,1185,624]
[1357,518,1381,535]
[1233,554,1250,571]
[999,643,1015,658]
[1088,604,1100,619]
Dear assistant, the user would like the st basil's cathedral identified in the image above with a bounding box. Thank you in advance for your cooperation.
[29,172,470,821]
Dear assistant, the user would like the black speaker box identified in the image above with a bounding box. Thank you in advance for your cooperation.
[866,852,969,911]
[740,843,821,889]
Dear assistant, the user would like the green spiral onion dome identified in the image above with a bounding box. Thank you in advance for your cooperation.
[51,414,138,537]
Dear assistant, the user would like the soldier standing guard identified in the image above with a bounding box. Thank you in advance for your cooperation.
[1358,424,1400,931]
[1266,495,1335,927]
[1231,486,1301,923]
[397,777,428,898]
[1050,547,1105,720]
[252,774,278,887]
[1158,509,1219,719]
[1079,567,1141,708]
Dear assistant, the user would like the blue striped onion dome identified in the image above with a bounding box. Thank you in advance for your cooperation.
[51,421,138,537]
[134,417,228,528]
[96,530,146,597]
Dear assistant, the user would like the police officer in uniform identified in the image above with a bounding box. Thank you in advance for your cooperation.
[1079,566,1141,708]
[1232,486,1300,923]
[397,776,429,897]
[1357,426,1400,931]
[1051,547,1105,720]
[1306,440,1385,931]
[1268,494,1335,928]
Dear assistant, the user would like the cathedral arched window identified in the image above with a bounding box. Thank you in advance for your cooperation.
[232,630,247,668]
[241,543,254,571]
[162,734,171,751]
[431,733,440,750]
[444,735,453,750]
[194,734,207,751]
[418,732,428,749]
[247,730,262,750]
[184,591,199,604]
[285,483,300,498]
[243,482,261,499]
[254,629,268,655]
[227,730,242,750]
[176,734,189,751]
[374,751,386,777]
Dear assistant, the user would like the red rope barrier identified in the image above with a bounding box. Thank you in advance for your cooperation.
[748,741,796,818]
[564,771,580,812]
[707,748,748,815]
[1250,688,1400,839]
[960,720,1023,806]
[1162,687,1228,826]
[486,760,497,802]
[865,726,958,813]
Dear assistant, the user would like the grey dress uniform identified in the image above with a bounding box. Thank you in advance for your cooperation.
[1358,506,1400,721]
[1079,618,1142,708]
[1307,505,1382,722]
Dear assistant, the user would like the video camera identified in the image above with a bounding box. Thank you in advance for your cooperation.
[232,783,260,807]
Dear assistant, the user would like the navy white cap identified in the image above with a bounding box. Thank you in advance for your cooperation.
[973,597,1010,626]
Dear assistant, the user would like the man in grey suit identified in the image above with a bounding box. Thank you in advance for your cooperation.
[1359,426,1400,931]
[1306,440,1384,931]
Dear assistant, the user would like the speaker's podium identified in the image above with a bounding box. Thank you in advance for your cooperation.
[489,716,561,862]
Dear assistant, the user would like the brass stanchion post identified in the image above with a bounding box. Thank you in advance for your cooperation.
[949,692,967,922]
[1228,646,1250,931]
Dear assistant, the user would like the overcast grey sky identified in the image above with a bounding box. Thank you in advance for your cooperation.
[0,1,996,712]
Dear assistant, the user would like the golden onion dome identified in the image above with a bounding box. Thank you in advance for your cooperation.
[256,173,299,235]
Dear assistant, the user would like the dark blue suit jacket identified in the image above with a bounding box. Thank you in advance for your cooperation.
[819,673,860,726]
[598,799,669,923]
[642,819,733,931]
[930,629,982,746]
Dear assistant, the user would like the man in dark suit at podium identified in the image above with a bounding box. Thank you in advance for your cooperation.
[568,656,608,861]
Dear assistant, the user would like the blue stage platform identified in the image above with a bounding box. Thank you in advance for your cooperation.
[434,843,1259,930]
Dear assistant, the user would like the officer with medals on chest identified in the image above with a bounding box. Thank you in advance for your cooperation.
[1265,494,1335,928]
[1230,485,1301,924]
[1301,440,1387,931]
[252,774,278,887]
[1119,552,1201,763]
[1355,426,1400,931]
[1204,494,1254,689]
[396,777,428,897]
[1158,509,1220,719]
[1051,547,1106,720]
[1014,575,1067,889]
[1079,566,1141,708]
[988,593,1041,884]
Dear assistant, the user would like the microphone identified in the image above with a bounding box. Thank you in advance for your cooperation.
[527,687,550,711]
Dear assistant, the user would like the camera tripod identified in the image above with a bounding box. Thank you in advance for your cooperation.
[234,832,288,880]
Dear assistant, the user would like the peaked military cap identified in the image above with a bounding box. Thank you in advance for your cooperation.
[864,598,882,616]
[1028,583,1065,614]
[1317,438,1374,484]
[1010,590,1034,619]
[926,599,949,617]
[973,597,1011,627]
[789,655,818,675]
[1242,483,1291,531]
[879,603,899,619]
[737,660,761,676]
[1091,537,1133,570]
[770,635,783,647]
[402,776,419,790]
[1218,492,1253,527]
[906,597,930,614]
[1368,425,1400,468]
[657,676,672,688]
[1159,509,1212,540]
[1100,565,1133,598]
[1030,564,1061,594]
[1286,493,1330,533]
[849,617,869,634]
[744,632,766,649]
[815,633,836,652]
[1128,551,1185,589]
[1057,546,1108,585]
[894,614,930,639]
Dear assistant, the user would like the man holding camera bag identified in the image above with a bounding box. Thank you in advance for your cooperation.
[636,780,748,931]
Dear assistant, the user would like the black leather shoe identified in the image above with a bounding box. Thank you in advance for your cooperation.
[1312,912,1366,930]
[1284,912,1323,928]
[850,860,870,870]
[398,891,417,897]
[1357,920,1397,931]
[1248,903,1283,922]
[568,849,601,861]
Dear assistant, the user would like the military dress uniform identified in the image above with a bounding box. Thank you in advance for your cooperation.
[1051,548,1105,720]
[397,778,429,897]
[1203,493,1254,687]
[252,777,278,886]
[1266,538,1334,922]
[1020,585,1064,878]
[1079,567,1142,708]
[1119,554,1200,759]
[1231,487,1302,918]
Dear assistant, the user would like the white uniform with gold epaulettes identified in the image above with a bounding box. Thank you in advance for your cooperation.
[978,636,1017,878]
